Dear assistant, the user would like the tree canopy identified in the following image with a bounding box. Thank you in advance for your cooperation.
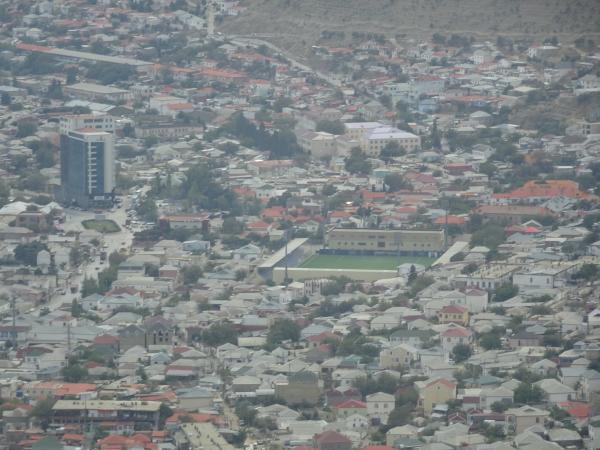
[345,148,371,175]
[267,319,300,346]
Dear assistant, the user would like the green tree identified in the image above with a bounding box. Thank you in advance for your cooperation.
[159,403,173,426]
[380,141,406,162]
[222,217,243,234]
[470,224,506,250]
[384,173,410,192]
[387,403,413,427]
[30,398,56,431]
[514,383,543,404]
[89,63,135,84]
[267,319,300,346]
[430,119,441,149]
[491,400,510,412]
[182,265,203,285]
[235,400,257,427]
[81,277,100,297]
[451,343,472,363]
[47,79,63,99]
[61,363,88,382]
[0,178,9,207]
[71,299,83,318]
[316,119,345,135]
[108,251,127,267]
[14,241,48,266]
[322,184,337,196]
[16,121,37,138]
[69,246,83,266]
[35,143,55,168]
[66,67,78,84]
[479,331,503,350]
[136,196,158,222]
[345,148,371,175]
[407,275,434,298]
[201,322,237,346]
[493,283,518,302]
[573,263,599,281]
[97,266,118,292]
[461,262,478,275]
[352,373,404,396]
[1,91,10,105]
[543,331,562,347]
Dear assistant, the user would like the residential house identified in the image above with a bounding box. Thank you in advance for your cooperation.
[504,405,550,434]
[366,392,395,425]
[416,378,457,415]
[440,327,474,359]
[386,424,418,446]
[534,379,575,404]
[507,331,542,349]
[437,304,469,326]
[314,430,352,450]
[275,370,321,406]
[379,344,418,370]
[333,400,367,419]
[480,386,514,411]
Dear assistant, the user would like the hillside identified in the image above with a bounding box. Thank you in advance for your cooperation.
[221,0,600,57]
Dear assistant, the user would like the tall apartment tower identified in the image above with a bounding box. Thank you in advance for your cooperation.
[59,123,115,208]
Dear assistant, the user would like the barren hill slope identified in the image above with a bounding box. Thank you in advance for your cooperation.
[222,0,600,56]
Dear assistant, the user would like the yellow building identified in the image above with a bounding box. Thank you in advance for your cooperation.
[379,344,418,370]
[437,304,469,326]
[325,228,444,257]
[416,378,457,415]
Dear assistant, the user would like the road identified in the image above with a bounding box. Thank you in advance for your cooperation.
[229,35,341,87]
[48,197,134,311]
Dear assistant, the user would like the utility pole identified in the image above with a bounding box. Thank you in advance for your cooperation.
[10,296,16,347]
[206,2,215,37]
[284,229,289,286]
[66,322,72,364]
[444,198,449,251]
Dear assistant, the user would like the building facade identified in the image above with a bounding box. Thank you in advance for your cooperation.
[59,128,115,207]
[325,228,445,257]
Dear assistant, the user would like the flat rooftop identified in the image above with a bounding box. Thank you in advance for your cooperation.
[258,238,308,269]
[53,400,161,412]
[66,83,130,94]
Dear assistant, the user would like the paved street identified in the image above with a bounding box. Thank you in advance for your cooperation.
[48,197,134,311]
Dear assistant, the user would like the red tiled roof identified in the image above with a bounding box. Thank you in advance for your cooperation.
[362,446,394,450]
[441,304,468,314]
[433,215,466,225]
[93,334,119,344]
[335,399,367,409]
[493,180,595,200]
[441,327,472,337]
[505,225,540,234]
[63,434,84,441]
[558,401,591,419]
[314,430,352,444]
[330,210,353,218]
[427,378,457,389]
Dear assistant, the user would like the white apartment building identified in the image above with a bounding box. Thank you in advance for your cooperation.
[344,122,420,156]
[59,113,115,134]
